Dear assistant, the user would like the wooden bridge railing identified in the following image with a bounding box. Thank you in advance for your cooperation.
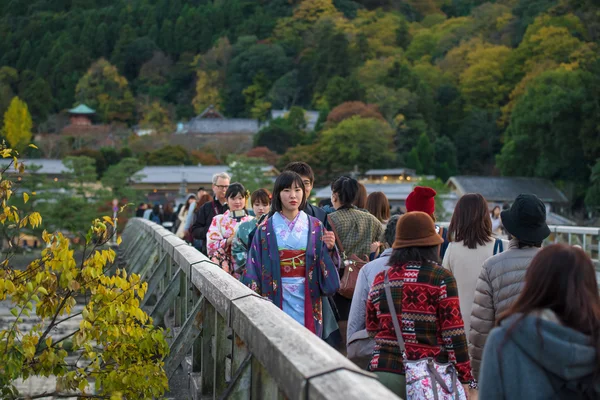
[119,218,400,400]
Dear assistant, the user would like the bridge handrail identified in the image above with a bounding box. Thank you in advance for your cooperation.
[121,218,399,400]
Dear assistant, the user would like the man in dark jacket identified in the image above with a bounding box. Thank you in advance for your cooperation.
[191,172,230,254]
[135,203,147,218]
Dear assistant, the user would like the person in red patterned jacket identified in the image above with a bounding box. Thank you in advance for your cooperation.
[366,211,473,398]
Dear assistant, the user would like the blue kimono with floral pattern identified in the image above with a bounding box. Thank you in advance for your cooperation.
[242,213,340,338]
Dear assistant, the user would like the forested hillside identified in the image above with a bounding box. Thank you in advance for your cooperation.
[0,0,599,209]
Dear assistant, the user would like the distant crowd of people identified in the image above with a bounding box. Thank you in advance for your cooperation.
[135,162,600,400]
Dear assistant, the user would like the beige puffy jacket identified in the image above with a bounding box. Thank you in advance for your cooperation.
[468,240,540,379]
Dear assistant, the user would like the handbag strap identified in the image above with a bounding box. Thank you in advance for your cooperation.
[383,270,406,354]
[327,215,345,254]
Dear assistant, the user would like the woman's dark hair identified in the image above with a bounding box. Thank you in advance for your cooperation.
[388,245,441,267]
[184,195,197,212]
[448,193,492,249]
[225,182,246,200]
[384,215,400,247]
[319,198,333,208]
[331,176,359,207]
[271,171,307,213]
[491,205,501,218]
[498,244,600,376]
[367,191,390,223]
[354,182,368,209]
[251,188,271,205]
[197,193,213,208]
[152,204,161,215]
[163,202,174,215]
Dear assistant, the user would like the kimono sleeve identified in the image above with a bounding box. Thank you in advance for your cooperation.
[206,215,227,257]
[231,224,249,273]
[317,225,340,296]
[240,227,263,295]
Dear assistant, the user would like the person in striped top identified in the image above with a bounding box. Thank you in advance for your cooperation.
[366,211,473,397]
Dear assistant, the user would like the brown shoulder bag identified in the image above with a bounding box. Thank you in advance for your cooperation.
[328,216,369,299]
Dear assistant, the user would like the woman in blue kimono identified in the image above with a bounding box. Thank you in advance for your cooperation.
[242,171,340,337]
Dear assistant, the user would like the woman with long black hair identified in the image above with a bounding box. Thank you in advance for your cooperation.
[242,171,339,337]
[479,244,600,399]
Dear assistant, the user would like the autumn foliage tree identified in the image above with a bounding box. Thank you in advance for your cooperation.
[74,58,135,124]
[326,101,384,124]
[0,144,169,399]
[2,97,32,153]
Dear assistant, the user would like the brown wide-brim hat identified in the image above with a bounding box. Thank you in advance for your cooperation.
[393,211,444,249]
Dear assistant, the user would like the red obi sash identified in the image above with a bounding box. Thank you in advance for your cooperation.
[279,249,306,278]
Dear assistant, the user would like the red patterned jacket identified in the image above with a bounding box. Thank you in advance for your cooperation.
[366,261,473,383]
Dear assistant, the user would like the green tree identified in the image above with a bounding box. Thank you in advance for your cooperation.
[319,116,395,173]
[18,72,54,124]
[74,58,135,124]
[454,108,500,174]
[323,76,365,109]
[497,68,599,185]
[254,118,304,154]
[63,155,98,199]
[227,155,272,193]
[101,157,145,201]
[224,42,291,116]
[2,97,32,153]
[433,136,458,181]
[406,133,435,175]
[585,159,600,210]
[146,145,193,165]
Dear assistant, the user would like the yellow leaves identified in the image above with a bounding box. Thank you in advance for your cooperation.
[37,286,48,296]
[103,215,114,227]
[4,279,16,293]
[68,280,81,291]
[117,235,122,245]
[21,334,39,360]
[23,192,29,203]
[28,143,38,149]
[3,97,32,153]
[193,70,222,114]
[28,211,42,228]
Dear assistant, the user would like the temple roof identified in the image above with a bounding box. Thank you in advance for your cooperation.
[68,104,96,114]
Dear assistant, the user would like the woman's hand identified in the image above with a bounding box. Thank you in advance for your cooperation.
[370,241,381,254]
[323,231,335,250]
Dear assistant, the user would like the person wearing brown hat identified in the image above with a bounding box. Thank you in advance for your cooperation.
[469,193,551,381]
[365,212,473,397]
[405,186,450,258]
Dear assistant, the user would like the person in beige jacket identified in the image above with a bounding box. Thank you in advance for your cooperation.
[469,194,550,380]
[442,194,507,336]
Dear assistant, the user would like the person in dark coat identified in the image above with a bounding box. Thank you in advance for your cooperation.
[135,203,147,218]
[191,172,230,254]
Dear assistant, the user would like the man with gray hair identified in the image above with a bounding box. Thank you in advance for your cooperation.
[191,172,230,254]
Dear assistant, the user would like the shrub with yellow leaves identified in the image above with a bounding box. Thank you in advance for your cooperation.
[0,142,169,399]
